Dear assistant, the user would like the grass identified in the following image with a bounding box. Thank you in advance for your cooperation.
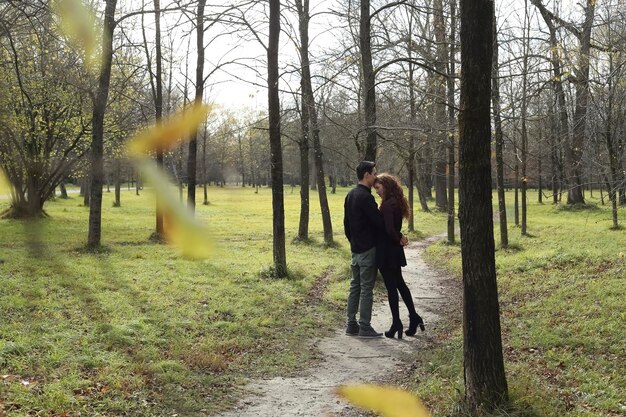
[409,191,626,417]
[0,184,446,416]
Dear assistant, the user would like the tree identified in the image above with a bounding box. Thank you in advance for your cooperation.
[296,0,333,245]
[0,3,91,218]
[433,0,448,212]
[458,0,508,411]
[446,0,457,243]
[186,0,206,213]
[87,0,117,247]
[491,11,508,248]
[531,0,596,205]
[360,0,377,161]
[268,0,287,276]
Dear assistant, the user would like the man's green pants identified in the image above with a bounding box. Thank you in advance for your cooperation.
[346,247,377,327]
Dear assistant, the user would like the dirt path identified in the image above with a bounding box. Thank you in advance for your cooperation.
[215,236,454,417]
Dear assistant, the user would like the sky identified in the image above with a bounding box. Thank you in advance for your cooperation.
[123,0,339,113]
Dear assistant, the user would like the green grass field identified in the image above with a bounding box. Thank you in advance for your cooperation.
[414,192,626,417]
[0,185,447,416]
[2,186,623,416]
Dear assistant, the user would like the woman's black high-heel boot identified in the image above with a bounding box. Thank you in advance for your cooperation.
[405,314,425,336]
[385,320,403,339]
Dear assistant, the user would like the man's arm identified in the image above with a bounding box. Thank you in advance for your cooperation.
[362,193,384,232]
[343,194,351,241]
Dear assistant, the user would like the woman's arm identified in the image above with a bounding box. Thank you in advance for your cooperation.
[381,200,402,244]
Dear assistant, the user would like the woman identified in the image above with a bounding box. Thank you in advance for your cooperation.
[374,173,425,339]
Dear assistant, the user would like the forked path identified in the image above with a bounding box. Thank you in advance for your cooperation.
[215,236,454,417]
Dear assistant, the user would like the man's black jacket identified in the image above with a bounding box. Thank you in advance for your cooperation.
[343,184,384,253]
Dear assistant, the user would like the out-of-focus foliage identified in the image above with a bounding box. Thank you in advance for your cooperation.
[52,0,102,73]
[127,103,214,259]
[0,167,10,195]
[128,103,212,155]
[337,384,431,417]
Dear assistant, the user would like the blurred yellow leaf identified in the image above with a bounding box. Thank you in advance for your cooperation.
[0,168,11,195]
[137,160,213,260]
[52,0,102,71]
[128,103,211,156]
[336,384,431,417]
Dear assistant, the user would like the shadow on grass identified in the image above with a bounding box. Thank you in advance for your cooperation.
[496,243,524,253]
[553,202,600,212]
[450,399,543,417]
[291,235,344,250]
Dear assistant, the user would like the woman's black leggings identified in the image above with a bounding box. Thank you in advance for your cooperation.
[380,266,417,323]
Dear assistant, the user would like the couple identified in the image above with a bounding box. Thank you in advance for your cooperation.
[343,161,425,339]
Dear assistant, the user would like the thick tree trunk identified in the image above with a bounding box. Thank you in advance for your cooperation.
[459,0,508,411]
[567,0,594,205]
[87,1,117,247]
[491,11,508,248]
[360,0,377,161]
[268,0,287,277]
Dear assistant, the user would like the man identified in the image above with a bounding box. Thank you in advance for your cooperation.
[343,161,385,337]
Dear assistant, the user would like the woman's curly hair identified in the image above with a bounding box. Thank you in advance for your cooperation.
[374,173,410,219]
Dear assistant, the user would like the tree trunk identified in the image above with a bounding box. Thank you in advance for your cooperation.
[87,0,116,247]
[459,0,508,411]
[202,124,209,205]
[238,133,245,187]
[298,0,332,245]
[187,0,206,213]
[434,0,448,212]
[407,34,417,230]
[298,73,310,241]
[514,159,519,226]
[408,148,416,231]
[360,0,377,161]
[446,0,456,244]
[152,0,164,238]
[491,11,508,248]
[567,0,594,205]
[114,159,121,207]
[520,0,529,235]
[268,0,287,277]
[606,52,620,229]
[60,181,68,199]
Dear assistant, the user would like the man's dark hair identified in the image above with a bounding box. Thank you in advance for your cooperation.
[356,161,376,180]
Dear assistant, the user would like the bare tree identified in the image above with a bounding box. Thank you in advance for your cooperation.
[88,0,118,247]
[186,0,206,213]
[296,0,333,245]
[360,0,377,161]
[491,10,508,248]
[268,0,287,276]
[459,0,508,411]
